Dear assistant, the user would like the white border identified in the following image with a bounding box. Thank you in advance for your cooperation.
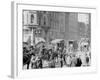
[12,2,97,78]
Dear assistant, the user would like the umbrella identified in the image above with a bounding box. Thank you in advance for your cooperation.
[51,39,64,44]
[35,37,45,44]
[35,41,45,48]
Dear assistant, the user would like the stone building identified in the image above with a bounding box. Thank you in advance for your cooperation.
[23,10,91,46]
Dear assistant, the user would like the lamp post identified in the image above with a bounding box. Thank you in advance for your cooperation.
[28,26,37,47]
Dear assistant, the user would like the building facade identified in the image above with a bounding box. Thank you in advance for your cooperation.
[23,10,91,45]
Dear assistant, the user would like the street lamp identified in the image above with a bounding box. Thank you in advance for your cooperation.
[28,25,38,47]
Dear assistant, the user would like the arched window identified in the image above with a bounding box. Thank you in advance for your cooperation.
[31,14,34,23]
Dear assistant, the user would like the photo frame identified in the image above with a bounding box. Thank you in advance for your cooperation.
[11,1,97,78]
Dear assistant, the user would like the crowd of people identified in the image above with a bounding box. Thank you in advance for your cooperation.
[23,39,91,69]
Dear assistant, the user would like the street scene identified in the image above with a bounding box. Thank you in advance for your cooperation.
[22,10,91,69]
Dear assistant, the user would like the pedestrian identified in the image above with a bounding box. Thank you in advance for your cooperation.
[76,56,82,67]
[71,54,77,67]
[65,55,72,67]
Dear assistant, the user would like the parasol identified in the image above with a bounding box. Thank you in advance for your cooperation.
[51,39,64,44]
